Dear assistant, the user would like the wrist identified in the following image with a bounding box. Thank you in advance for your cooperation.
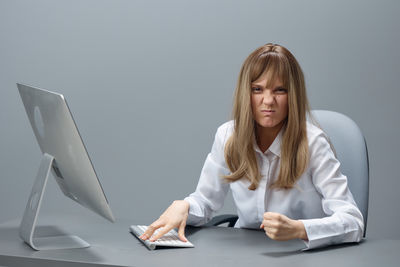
[182,200,190,212]
[173,200,190,213]
[296,220,308,241]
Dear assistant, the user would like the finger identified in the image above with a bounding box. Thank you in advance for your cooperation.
[261,218,274,228]
[263,213,274,221]
[263,212,279,220]
[265,230,277,240]
[264,220,280,230]
[262,225,272,237]
[260,223,264,229]
[178,220,187,242]
[278,214,290,223]
[140,221,163,240]
[149,225,173,242]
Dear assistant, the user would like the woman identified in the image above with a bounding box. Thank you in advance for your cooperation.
[140,43,364,250]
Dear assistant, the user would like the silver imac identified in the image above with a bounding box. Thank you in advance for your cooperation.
[17,83,115,250]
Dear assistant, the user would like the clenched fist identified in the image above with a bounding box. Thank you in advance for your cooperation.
[260,212,308,241]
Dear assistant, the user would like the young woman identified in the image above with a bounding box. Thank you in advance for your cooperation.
[140,43,364,249]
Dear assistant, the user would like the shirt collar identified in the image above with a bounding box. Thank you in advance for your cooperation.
[253,126,284,157]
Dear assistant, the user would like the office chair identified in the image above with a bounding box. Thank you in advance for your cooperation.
[207,110,369,237]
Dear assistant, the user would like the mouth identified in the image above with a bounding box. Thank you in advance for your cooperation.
[261,110,275,117]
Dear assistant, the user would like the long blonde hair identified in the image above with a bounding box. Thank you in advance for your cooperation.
[223,43,311,190]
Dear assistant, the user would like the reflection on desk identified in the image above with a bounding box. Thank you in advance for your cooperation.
[0,214,399,267]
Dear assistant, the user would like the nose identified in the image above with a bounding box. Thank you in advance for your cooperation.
[262,90,275,106]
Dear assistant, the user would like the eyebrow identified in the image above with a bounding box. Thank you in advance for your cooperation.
[251,83,285,89]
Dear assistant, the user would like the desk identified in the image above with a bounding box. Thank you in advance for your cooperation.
[0,214,398,267]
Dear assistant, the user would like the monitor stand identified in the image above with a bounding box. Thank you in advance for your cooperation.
[19,153,90,250]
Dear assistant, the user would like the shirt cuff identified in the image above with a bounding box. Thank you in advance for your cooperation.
[299,218,335,250]
[184,196,206,226]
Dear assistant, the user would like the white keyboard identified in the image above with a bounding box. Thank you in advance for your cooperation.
[129,225,194,250]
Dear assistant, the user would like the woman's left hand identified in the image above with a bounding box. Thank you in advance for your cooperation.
[260,212,308,241]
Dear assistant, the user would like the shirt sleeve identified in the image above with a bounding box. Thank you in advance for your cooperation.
[184,123,231,226]
[299,131,364,250]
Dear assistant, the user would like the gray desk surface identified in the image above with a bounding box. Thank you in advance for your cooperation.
[0,214,398,267]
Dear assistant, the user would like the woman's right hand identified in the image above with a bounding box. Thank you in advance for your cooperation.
[139,200,190,242]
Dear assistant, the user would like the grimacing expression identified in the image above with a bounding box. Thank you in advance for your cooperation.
[250,74,288,131]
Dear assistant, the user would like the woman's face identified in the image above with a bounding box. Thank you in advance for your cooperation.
[251,74,288,131]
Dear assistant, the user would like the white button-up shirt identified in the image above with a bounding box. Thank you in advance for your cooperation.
[185,120,364,250]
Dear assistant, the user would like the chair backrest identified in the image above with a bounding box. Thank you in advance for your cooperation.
[311,110,369,236]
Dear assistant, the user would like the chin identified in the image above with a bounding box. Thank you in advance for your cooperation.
[256,118,284,129]
[258,122,277,129]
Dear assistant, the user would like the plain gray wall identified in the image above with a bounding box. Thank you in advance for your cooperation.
[1,0,399,239]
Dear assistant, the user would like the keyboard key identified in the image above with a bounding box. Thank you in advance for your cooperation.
[129,225,194,250]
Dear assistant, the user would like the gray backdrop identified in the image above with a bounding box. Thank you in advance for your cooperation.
[1,0,399,239]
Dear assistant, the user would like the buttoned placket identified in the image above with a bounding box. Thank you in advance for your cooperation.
[256,150,270,222]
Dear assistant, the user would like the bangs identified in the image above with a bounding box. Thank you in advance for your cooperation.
[249,52,290,88]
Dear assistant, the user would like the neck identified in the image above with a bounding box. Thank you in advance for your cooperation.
[255,121,285,153]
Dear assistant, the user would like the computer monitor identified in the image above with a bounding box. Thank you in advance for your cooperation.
[17,83,115,250]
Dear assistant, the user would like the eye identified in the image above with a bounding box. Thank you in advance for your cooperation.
[274,87,287,94]
[251,87,262,93]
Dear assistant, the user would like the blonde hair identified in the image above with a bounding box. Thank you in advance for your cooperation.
[223,43,311,190]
